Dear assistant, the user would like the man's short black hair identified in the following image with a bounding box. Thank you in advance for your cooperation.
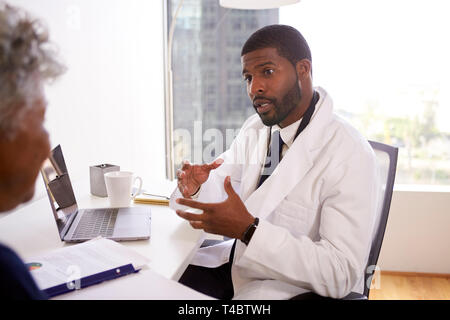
[241,24,312,67]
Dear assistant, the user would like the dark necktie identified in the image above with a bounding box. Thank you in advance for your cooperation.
[256,130,284,189]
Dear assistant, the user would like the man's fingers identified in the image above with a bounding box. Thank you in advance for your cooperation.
[205,158,224,171]
[178,184,190,198]
[177,168,194,197]
[176,198,211,211]
[176,169,185,179]
[181,160,191,171]
[176,209,205,222]
[223,176,237,197]
[177,178,189,198]
[189,221,203,229]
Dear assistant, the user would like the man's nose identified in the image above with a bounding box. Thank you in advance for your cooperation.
[249,77,265,97]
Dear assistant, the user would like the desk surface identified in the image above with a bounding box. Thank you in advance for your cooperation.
[0,180,209,299]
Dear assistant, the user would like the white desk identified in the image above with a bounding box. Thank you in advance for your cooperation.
[0,180,211,299]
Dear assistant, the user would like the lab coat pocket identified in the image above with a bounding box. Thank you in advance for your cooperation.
[271,200,313,238]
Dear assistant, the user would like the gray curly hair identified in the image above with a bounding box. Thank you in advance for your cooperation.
[0,2,65,138]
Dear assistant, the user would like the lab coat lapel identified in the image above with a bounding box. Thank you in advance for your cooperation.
[239,126,270,202]
[244,136,313,220]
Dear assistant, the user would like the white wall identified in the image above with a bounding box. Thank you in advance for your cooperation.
[10,0,166,198]
[378,188,450,274]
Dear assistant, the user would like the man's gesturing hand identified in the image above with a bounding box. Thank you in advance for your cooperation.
[176,158,224,198]
[175,176,255,240]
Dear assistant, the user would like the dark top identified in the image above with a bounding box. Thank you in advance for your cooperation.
[0,243,47,300]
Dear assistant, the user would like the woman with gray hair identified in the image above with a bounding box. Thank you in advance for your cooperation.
[0,2,64,299]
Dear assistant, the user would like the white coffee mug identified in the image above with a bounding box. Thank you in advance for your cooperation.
[104,171,143,207]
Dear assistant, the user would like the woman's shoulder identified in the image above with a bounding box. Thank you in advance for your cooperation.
[0,242,47,300]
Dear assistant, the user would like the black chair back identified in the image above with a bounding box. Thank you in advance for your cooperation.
[364,140,398,297]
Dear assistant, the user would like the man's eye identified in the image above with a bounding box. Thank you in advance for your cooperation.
[243,75,252,83]
[264,69,274,76]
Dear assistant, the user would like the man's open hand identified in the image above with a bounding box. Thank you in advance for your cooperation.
[176,158,223,198]
[175,176,254,239]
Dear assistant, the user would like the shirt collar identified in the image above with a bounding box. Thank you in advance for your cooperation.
[271,117,302,148]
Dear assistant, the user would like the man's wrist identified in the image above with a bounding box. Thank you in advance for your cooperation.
[241,217,259,246]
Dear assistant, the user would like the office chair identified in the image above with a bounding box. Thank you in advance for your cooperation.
[290,140,399,300]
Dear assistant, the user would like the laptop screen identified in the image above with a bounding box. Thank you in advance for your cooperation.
[41,145,78,239]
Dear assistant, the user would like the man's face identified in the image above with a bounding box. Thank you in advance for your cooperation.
[242,47,302,128]
[0,92,50,212]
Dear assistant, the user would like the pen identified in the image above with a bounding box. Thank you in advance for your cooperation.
[142,192,170,200]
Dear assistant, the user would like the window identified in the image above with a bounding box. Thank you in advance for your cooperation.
[167,0,450,185]
[167,0,278,168]
[280,0,450,185]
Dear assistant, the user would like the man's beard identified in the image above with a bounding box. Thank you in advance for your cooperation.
[255,80,302,127]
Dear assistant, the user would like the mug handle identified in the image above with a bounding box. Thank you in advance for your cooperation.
[131,176,143,200]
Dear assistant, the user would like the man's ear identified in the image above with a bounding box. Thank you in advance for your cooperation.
[295,59,312,80]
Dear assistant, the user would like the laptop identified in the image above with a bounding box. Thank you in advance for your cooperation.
[41,145,151,242]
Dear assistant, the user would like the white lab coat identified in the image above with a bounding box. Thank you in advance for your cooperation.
[170,87,379,299]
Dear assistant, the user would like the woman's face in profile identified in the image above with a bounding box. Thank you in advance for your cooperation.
[0,89,50,212]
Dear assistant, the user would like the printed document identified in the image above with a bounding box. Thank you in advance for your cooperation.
[25,237,149,291]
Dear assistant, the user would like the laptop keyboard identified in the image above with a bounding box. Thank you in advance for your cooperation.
[73,208,118,239]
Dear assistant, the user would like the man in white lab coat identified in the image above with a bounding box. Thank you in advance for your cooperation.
[170,25,379,300]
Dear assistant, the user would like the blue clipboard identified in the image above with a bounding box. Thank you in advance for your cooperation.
[44,264,139,298]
